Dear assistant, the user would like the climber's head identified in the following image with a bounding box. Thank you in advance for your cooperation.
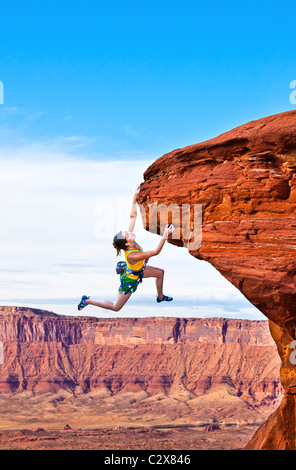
[113,231,136,256]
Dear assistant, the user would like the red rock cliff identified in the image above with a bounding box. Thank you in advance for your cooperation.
[138,110,296,449]
[0,307,281,412]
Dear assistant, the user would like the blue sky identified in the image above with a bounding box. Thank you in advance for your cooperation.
[0,0,295,318]
[0,0,295,158]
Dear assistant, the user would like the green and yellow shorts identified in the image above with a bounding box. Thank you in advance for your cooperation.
[119,273,139,295]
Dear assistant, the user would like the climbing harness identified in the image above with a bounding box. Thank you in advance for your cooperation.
[116,260,145,294]
[116,241,146,295]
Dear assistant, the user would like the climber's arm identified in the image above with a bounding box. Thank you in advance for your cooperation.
[128,240,166,263]
[127,225,175,264]
[127,187,140,232]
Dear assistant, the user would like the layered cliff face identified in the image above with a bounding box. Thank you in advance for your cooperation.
[138,110,296,449]
[0,307,281,430]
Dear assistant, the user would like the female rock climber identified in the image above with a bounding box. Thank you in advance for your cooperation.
[77,187,174,313]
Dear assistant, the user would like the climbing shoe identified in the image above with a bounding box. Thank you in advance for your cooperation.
[156,295,173,303]
[78,295,90,311]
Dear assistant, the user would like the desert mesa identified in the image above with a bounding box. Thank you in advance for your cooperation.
[0,306,281,450]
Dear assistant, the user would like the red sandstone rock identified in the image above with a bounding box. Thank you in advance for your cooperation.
[204,424,220,432]
[138,110,296,450]
[0,307,281,415]
[139,110,296,333]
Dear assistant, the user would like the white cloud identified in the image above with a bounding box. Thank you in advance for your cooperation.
[2,106,21,114]
[0,146,264,320]
[0,106,45,123]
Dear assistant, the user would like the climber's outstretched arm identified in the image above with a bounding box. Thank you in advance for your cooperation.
[127,186,140,233]
[127,224,175,264]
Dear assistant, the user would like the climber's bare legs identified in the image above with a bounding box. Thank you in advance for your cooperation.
[85,291,132,312]
[143,265,164,298]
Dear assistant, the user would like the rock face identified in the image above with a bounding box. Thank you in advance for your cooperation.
[0,307,281,417]
[138,110,296,449]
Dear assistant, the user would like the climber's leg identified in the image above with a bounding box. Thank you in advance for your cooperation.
[83,291,132,311]
[143,265,165,298]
